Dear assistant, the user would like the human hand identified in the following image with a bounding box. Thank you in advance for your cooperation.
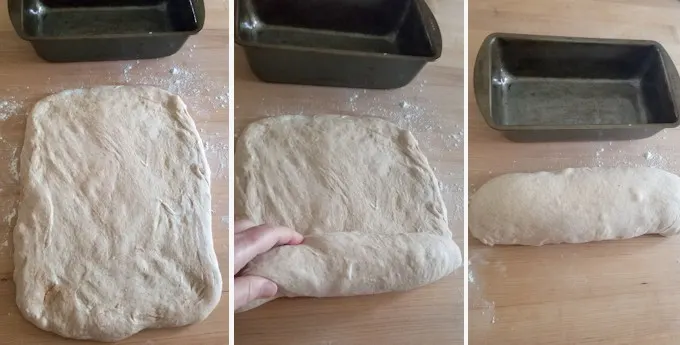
[234,219,304,310]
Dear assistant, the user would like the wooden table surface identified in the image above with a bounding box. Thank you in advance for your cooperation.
[233,0,464,344]
[469,0,680,344]
[0,2,229,344]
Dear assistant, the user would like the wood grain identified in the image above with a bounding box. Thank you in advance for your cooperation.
[233,0,463,344]
[470,1,680,344]
[0,2,228,344]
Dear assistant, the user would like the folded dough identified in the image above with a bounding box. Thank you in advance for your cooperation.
[235,114,462,312]
[14,86,221,341]
[470,167,680,246]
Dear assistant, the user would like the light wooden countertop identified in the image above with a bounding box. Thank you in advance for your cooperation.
[0,2,229,344]
[233,0,463,344]
[470,0,680,344]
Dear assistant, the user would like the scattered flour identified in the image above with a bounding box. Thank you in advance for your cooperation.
[0,202,17,255]
[111,55,229,120]
[439,179,464,221]
[203,137,229,179]
[3,207,16,226]
[640,149,667,168]
[216,94,229,108]
[468,254,497,325]
[0,99,23,121]
[529,137,673,173]
[8,148,18,181]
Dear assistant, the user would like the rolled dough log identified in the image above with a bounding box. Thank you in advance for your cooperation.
[235,114,462,312]
[14,86,221,341]
[469,167,680,246]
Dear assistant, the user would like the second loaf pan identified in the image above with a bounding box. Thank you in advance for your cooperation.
[474,33,680,142]
[235,0,442,89]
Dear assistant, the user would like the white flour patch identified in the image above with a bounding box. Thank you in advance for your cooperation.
[217,152,227,178]
[468,265,476,284]
[3,207,16,226]
[203,136,229,179]
[347,93,360,112]
[438,178,463,221]
[639,149,667,168]
[0,200,17,256]
[0,98,23,122]
[468,253,497,324]
[446,128,464,149]
[216,93,229,108]
[8,148,19,181]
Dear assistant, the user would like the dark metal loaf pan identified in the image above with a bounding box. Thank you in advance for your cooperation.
[235,0,442,89]
[8,0,204,62]
[474,33,680,142]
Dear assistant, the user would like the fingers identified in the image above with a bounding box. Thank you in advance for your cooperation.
[234,221,304,273]
[233,275,278,311]
[232,220,302,309]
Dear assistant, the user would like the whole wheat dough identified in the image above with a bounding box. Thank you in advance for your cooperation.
[235,114,462,312]
[13,86,222,342]
[469,167,680,246]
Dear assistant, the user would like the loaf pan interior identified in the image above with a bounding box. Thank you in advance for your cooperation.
[489,38,677,127]
[237,0,436,57]
[21,0,199,37]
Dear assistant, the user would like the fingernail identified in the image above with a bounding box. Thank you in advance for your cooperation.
[260,281,277,298]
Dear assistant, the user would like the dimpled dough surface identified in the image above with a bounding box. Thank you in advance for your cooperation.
[469,167,680,246]
[235,114,462,312]
[13,86,221,341]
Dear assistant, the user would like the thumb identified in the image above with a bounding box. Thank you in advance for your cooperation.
[234,275,278,310]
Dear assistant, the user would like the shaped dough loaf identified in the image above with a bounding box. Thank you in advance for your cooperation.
[235,115,462,312]
[469,167,680,246]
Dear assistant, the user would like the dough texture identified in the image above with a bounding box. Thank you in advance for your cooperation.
[470,167,680,246]
[14,86,221,341]
[235,114,461,312]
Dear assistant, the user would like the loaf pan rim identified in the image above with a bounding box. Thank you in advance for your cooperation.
[475,32,680,133]
[234,0,441,62]
[9,0,204,41]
